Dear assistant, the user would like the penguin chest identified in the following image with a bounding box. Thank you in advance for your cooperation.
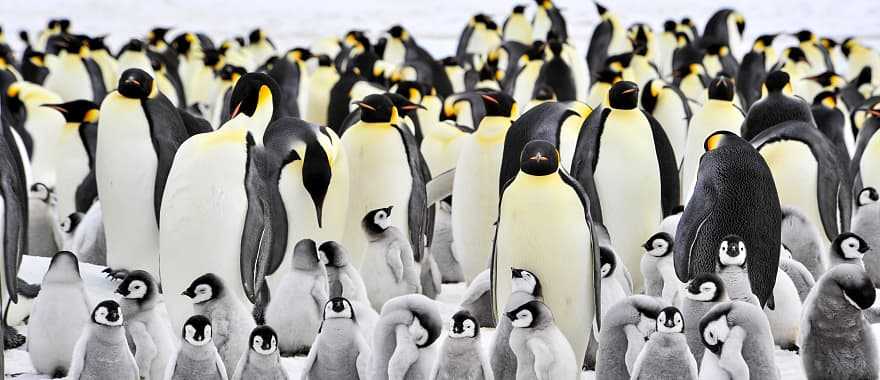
[384,39,407,68]
[513,63,542,107]
[653,93,688,164]
[26,108,65,186]
[55,129,91,218]
[861,134,880,196]
[45,55,92,101]
[559,115,584,171]
[760,141,826,243]
[680,75,705,103]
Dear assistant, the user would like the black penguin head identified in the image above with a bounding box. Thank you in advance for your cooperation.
[115,270,158,303]
[805,71,845,88]
[784,47,809,65]
[42,100,99,124]
[793,29,816,43]
[317,54,333,67]
[320,298,356,334]
[812,91,839,109]
[385,92,426,117]
[642,232,673,257]
[599,247,616,279]
[394,81,428,103]
[408,313,439,348]
[147,27,171,47]
[663,20,676,33]
[506,300,553,329]
[387,25,409,41]
[752,34,778,51]
[449,310,479,338]
[249,325,278,355]
[733,12,746,35]
[182,273,224,304]
[763,70,790,94]
[821,37,838,50]
[292,239,321,271]
[248,29,266,44]
[641,80,663,113]
[703,130,742,152]
[608,81,640,110]
[92,300,123,327]
[120,38,147,53]
[60,212,83,234]
[362,206,393,236]
[717,235,747,268]
[595,69,623,85]
[87,36,109,52]
[511,267,542,296]
[525,41,546,61]
[356,94,397,123]
[512,5,526,14]
[45,251,82,282]
[183,315,213,346]
[519,140,559,176]
[594,1,608,16]
[229,72,281,120]
[218,64,247,82]
[480,91,516,118]
[707,76,736,101]
[686,272,726,302]
[533,85,556,101]
[117,68,155,99]
[319,241,350,268]
[656,306,684,333]
[857,187,879,207]
[834,232,870,260]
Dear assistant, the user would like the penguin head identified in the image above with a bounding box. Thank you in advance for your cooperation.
[805,71,845,88]
[857,187,879,207]
[533,85,556,101]
[793,29,816,43]
[703,130,742,153]
[519,140,559,176]
[821,37,838,51]
[393,81,428,104]
[386,92,426,118]
[834,232,870,260]
[608,81,640,110]
[599,247,616,278]
[45,251,82,282]
[642,232,673,257]
[249,325,278,355]
[120,38,147,53]
[829,264,877,310]
[686,272,726,302]
[812,91,839,109]
[356,94,397,124]
[752,34,778,52]
[506,300,553,329]
[147,27,171,48]
[449,309,479,338]
[183,315,213,346]
[717,235,747,267]
[117,68,156,99]
[87,36,109,53]
[92,300,123,327]
[480,91,516,118]
[409,315,432,347]
[182,273,224,304]
[115,270,158,302]
[733,12,746,36]
[605,52,633,73]
[218,64,246,83]
[640,80,665,114]
[511,267,542,296]
[319,241,350,268]
[593,1,608,16]
[248,29,267,45]
[700,312,730,355]
[387,25,409,42]
[323,297,355,321]
[656,306,684,333]
[595,69,623,85]
[512,5,526,14]
[59,212,84,234]
[29,182,54,204]
[42,100,99,124]
[707,76,736,102]
[362,206,393,235]
[763,70,791,94]
[783,47,809,67]
[663,20,676,33]
[229,72,281,121]
[292,239,322,270]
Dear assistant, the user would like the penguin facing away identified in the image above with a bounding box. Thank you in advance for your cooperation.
[164,315,229,380]
[630,306,698,379]
[67,300,139,380]
[302,297,369,380]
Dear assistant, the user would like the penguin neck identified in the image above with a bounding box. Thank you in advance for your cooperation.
[91,324,126,344]
[182,342,217,359]
[608,107,642,122]
[359,121,394,129]
[475,116,511,141]
[516,171,561,185]
[247,349,281,367]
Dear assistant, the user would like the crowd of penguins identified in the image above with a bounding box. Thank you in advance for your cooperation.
[2,0,880,379]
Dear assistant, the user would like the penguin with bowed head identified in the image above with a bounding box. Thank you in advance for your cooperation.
[630,306,698,380]
[115,270,176,380]
[359,205,422,311]
[781,206,826,279]
[432,310,492,380]
[699,301,780,380]
[741,71,815,140]
[320,240,369,304]
[681,272,728,366]
[368,294,442,380]
[67,300,139,380]
[853,187,880,285]
[490,267,542,380]
[595,295,668,379]
[302,297,369,379]
[506,300,578,380]
[164,315,229,380]
[232,325,288,380]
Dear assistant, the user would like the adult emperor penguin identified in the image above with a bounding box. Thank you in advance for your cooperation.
[812,91,853,157]
[534,39,577,101]
[700,9,746,57]
[302,297,370,379]
[67,300,139,380]
[507,300,578,379]
[115,270,176,380]
[43,34,106,103]
[117,39,155,77]
[340,94,431,267]
[531,0,567,42]
[221,72,282,144]
[737,34,779,109]
[595,295,668,379]
[452,91,515,282]
[165,315,229,380]
[680,76,743,202]
[681,273,728,365]
[232,326,288,380]
[43,99,98,222]
[641,232,680,303]
[751,120,852,245]
[28,251,91,378]
[741,71,815,140]
[304,55,339,126]
[571,81,679,291]
[5,82,64,187]
[801,264,878,379]
[502,5,532,45]
[368,294,443,380]
[794,30,835,75]
[827,232,870,268]
[641,79,692,165]
[97,68,191,280]
[510,41,546,108]
[246,28,277,67]
[433,310,493,380]
[699,301,779,380]
[631,307,698,379]
[586,2,630,84]
[489,267,542,380]
[675,131,781,306]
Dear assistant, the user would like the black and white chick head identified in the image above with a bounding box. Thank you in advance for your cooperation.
[182,273,225,304]
[115,270,159,304]
[506,300,554,329]
[449,310,479,339]
[656,306,684,333]
[249,325,279,355]
[685,272,726,302]
[182,315,213,346]
[362,205,393,236]
[833,232,870,261]
[511,267,542,297]
[717,235,747,268]
[92,300,124,327]
[643,232,673,257]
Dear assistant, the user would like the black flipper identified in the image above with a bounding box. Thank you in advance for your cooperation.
[643,110,681,216]
[141,93,190,226]
[393,123,430,263]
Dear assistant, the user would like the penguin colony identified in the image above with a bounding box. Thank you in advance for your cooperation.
[2,2,880,379]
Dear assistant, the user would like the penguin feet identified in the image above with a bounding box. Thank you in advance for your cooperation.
[102,267,130,280]
[15,277,41,298]
[4,325,26,349]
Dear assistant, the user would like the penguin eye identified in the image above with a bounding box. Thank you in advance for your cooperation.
[254,337,262,345]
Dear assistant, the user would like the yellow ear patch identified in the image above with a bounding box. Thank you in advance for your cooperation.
[7,83,21,98]
[706,134,724,151]
[821,96,836,109]
[258,85,272,108]
[29,55,45,66]
[408,88,420,102]
[198,125,247,149]
[84,109,100,123]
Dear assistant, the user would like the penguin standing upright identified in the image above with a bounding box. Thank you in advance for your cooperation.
[641,79,692,165]
[534,40,576,101]
[510,42,546,108]
[43,100,98,222]
[304,55,339,126]
[114,270,175,380]
[301,297,370,380]
[232,326,288,380]
[66,300,139,380]
[680,273,727,366]
[794,30,834,75]
[164,315,229,380]
[433,310,492,380]
[572,81,679,291]
[503,5,532,45]
[741,71,815,140]
[853,187,880,285]
[220,72,282,144]
[85,36,118,92]
[117,39,155,77]
[532,0,567,42]
[699,301,779,380]
[586,2,630,84]
[265,48,311,118]
[44,35,106,103]
[630,307,698,379]
[489,268,542,380]
[506,300,578,379]
[737,34,778,110]
[811,91,853,157]
[700,9,746,58]
[493,140,600,365]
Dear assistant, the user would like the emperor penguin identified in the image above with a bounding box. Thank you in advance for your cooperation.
[452,91,515,282]
[585,68,621,108]
[117,39,155,77]
[493,140,599,364]
[302,297,370,379]
[115,270,176,380]
[368,294,442,380]
[700,9,746,58]
[502,5,532,45]
[801,264,878,379]
[641,232,680,303]
[793,30,834,75]
[702,44,739,78]
[67,300,139,380]
[265,48,311,119]
[506,300,578,379]
[672,62,709,104]
[320,241,370,304]
[28,251,91,378]
[827,232,870,268]
[304,55,339,125]
[265,239,328,356]
[586,2,630,83]
[715,235,760,305]
[699,301,780,380]
[781,205,826,279]
[490,267,542,380]
[853,187,880,285]
[340,94,432,267]
[43,34,106,103]
[741,71,815,140]
[534,39,577,102]
[631,307,698,379]
[232,326,288,380]
[164,315,229,380]
[595,295,668,379]
[220,72,282,144]
[675,131,781,307]
[510,42,546,108]
[655,21,678,76]
[751,120,851,246]
[432,310,492,380]
[42,99,98,222]
[811,91,853,158]
[571,81,679,291]
[737,34,779,109]
[359,206,421,310]
[599,247,629,323]
[97,68,191,279]
[85,36,117,91]
[182,273,255,377]
[681,273,728,365]
[5,82,64,186]
[641,79,692,165]
[853,116,880,201]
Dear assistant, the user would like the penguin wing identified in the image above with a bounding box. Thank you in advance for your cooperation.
[527,337,555,377]
[560,170,602,331]
[143,94,191,225]
[456,25,475,61]
[163,350,179,380]
[83,58,107,103]
[392,123,431,262]
[849,119,879,187]
[0,123,28,301]
[74,170,98,213]
[176,108,213,136]
[79,122,98,169]
[548,9,568,41]
[673,181,715,281]
[570,107,608,224]
[231,353,247,380]
[66,330,88,379]
[215,350,230,380]
[629,341,648,379]
[586,21,612,84]
[644,111,681,215]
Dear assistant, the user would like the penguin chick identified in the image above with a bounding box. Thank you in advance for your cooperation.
[681,273,728,366]
[28,251,91,378]
[781,205,825,279]
[302,297,369,379]
[115,270,176,380]
[778,247,816,302]
[801,264,878,379]
[320,241,369,304]
[164,315,229,380]
[599,247,628,323]
[182,273,254,377]
[359,206,421,311]
[265,238,329,356]
[828,232,870,268]
[368,294,443,380]
[699,301,780,380]
[631,307,698,379]
[641,232,680,302]
[715,235,760,305]
[595,295,668,379]
[232,325,288,380]
[67,300,139,380]
[432,310,492,379]
[507,300,578,380]
[490,268,542,380]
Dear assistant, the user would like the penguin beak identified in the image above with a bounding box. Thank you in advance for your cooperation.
[859,244,870,254]
[115,285,128,296]
[231,101,243,118]
[401,103,427,111]
[355,101,376,111]
[181,289,195,298]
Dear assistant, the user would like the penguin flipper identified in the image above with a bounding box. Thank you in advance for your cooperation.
[570,107,608,224]
[0,124,29,302]
[176,108,213,136]
[74,170,98,213]
[643,110,681,216]
[673,188,715,282]
[3,324,25,349]
[67,329,88,380]
[586,21,612,84]
[393,123,429,262]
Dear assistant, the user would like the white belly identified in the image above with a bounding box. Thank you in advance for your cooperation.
[304,71,337,125]
[54,129,91,220]
[860,133,880,197]
[45,56,93,102]
[681,101,743,203]
[96,94,160,276]
[420,131,465,176]
[594,110,662,291]
[764,269,801,347]
[513,63,541,109]
[653,92,688,166]
[25,107,65,187]
[761,141,829,245]
[559,114,584,171]
[680,76,705,106]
